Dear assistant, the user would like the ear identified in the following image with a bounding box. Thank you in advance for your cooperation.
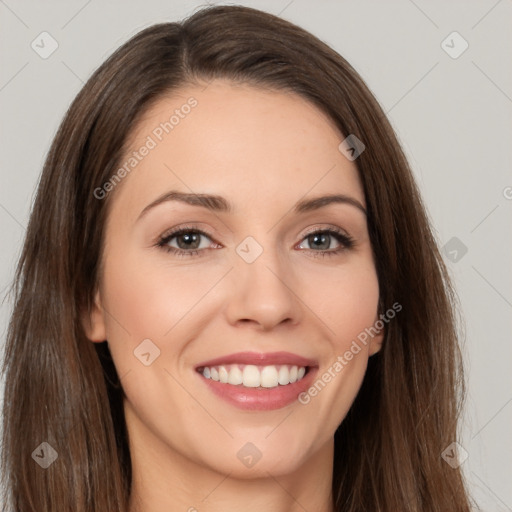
[82,290,107,343]
[368,317,385,356]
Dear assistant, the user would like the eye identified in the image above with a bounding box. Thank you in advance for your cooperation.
[156,226,218,257]
[296,228,354,257]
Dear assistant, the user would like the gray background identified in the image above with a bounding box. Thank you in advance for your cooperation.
[1,1,511,509]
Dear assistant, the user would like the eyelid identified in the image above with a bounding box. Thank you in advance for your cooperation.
[157,224,215,242]
[300,224,351,238]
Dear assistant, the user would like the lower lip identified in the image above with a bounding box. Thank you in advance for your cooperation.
[197,368,318,411]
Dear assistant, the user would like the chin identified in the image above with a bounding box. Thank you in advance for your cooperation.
[197,438,310,480]
[216,456,305,480]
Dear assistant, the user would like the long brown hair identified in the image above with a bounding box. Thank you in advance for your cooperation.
[1,5,472,511]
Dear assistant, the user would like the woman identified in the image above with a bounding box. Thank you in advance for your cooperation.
[1,5,473,511]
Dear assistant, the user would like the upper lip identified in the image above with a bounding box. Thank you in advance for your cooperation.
[195,351,318,369]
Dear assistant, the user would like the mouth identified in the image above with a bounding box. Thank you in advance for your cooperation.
[194,351,318,410]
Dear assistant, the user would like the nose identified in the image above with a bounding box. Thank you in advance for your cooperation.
[224,242,302,331]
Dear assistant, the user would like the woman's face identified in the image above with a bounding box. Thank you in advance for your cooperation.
[85,79,383,478]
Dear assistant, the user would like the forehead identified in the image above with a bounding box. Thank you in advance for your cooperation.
[111,79,365,218]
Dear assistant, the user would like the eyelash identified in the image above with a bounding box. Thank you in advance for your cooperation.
[156,225,355,259]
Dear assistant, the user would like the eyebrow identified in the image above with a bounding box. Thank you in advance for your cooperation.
[137,190,367,221]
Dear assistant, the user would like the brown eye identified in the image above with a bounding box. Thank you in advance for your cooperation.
[157,227,218,257]
[173,232,203,250]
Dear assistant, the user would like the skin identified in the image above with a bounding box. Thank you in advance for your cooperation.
[83,79,384,512]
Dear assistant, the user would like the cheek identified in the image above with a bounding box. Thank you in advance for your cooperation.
[101,248,214,342]
[305,260,380,346]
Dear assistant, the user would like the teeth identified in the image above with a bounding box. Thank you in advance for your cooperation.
[218,365,229,383]
[200,364,308,389]
[242,365,260,387]
[260,366,278,388]
[227,366,243,385]
[278,365,290,385]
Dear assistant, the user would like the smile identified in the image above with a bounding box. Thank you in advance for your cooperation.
[195,352,318,410]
